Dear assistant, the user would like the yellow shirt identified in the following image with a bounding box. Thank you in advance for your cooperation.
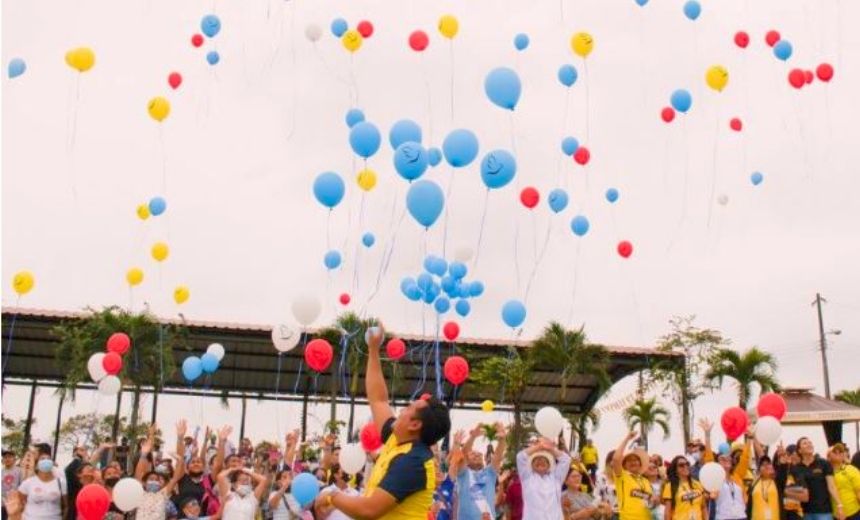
[751,479,780,520]
[363,427,436,520]
[833,464,860,517]
[615,470,653,520]
[662,479,705,520]
[582,445,599,465]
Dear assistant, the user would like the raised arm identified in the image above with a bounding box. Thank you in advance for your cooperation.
[492,423,508,473]
[284,430,299,470]
[517,441,550,480]
[248,469,270,500]
[165,420,187,494]
[211,425,232,476]
[448,430,466,480]
[216,468,234,502]
[550,439,572,482]
[698,418,715,463]
[365,324,394,432]
[135,435,154,482]
[89,442,114,465]
[462,424,482,463]
[320,433,337,471]
[731,434,752,483]
[613,432,638,476]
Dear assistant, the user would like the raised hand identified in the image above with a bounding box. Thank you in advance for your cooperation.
[697,418,713,433]
[453,429,466,446]
[494,422,508,439]
[469,424,483,439]
[218,425,233,441]
[366,323,385,350]
[176,419,188,438]
[140,438,153,455]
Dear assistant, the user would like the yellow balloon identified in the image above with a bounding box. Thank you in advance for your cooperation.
[148,97,171,123]
[481,400,495,413]
[438,14,459,39]
[705,65,729,92]
[12,271,35,296]
[136,204,150,220]
[65,47,95,73]
[126,268,144,287]
[151,242,169,262]
[341,30,363,53]
[356,169,377,191]
[173,285,190,305]
[571,32,594,58]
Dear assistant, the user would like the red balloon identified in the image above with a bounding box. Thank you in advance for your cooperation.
[617,240,633,258]
[191,34,204,48]
[734,31,749,49]
[304,339,333,372]
[357,20,374,38]
[409,30,429,52]
[803,70,814,84]
[788,68,805,89]
[443,321,460,341]
[168,72,182,90]
[102,352,123,375]
[816,63,834,82]
[520,187,539,209]
[360,422,382,452]
[573,146,590,165]
[765,30,781,47]
[443,355,469,386]
[757,393,787,421]
[76,484,111,520]
[661,107,676,123]
[385,338,406,361]
[106,332,130,355]
[721,406,749,441]
[339,293,351,306]
[729,118,743,132]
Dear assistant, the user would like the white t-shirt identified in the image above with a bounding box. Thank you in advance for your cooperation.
[322,485,359,520]
[268,490,304,520]
[18,475,67,520]
[221,491,259,520]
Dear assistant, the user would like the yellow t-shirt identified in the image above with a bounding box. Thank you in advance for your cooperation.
[834,464,860,517]
[662,479,705,520]
[751,479,780,520]
[582,445,599,465]
[615,470,653,520]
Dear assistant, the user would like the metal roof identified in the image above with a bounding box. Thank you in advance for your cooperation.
[780,388,860,424]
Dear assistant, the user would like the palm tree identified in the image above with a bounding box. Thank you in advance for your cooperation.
[704,347,779,408]
[471,348,535,451]
[623,398,671,450]
[567,409,600,452]
[835,388,860,451]
[531,322,611,404]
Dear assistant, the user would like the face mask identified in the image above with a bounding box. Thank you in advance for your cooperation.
[236,485,252,497]
[37,459,54,473]
[691,452,701,462]
[105,477,120,487]
[146,481,162,493]
[156,464,169,474]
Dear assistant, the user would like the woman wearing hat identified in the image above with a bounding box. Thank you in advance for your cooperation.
[515,437,571,519]
[828,444,860,520]
[611,432,654,520]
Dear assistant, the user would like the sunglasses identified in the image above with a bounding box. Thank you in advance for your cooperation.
[676,462,689,468]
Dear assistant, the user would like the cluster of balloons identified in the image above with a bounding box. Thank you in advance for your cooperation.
[196,14,222,66]
[788,63,834,89]
[86,332,133,396]
[182,343,226,382]
[8,58,26,79]
[400,254,485,317]
[137,196,167,220]
[329,18,374,53]
[11,270,35,296]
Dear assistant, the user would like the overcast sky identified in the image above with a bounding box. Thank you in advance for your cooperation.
[3,0,859,461]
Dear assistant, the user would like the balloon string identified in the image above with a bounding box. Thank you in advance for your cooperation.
[449,41,455,122]
[523,216,554,304]
[364,205,407,309]
[434,318,442,399]
[513,217,521,296]
[351,193,367,293]
[422,54,433,144]
[557,90,572,187]
[441,169,456,258]
[566,241,583,325]
[472,190,491,269]
[293,360,304,394]
[326,210,332,250]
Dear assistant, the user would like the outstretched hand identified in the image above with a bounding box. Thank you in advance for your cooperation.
[366,323,385,350]
[697,418,713,433]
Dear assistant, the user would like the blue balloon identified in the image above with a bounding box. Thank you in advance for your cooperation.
[313,172,345,208]
[455,299,471,317]
[442,129,479,168]
[434,297,451,314]
[558,65,578,87]
[324,250,342,270]
[514,33,530,51]
[423,255,437,274]
[406,180,444,228]
[362,232,375,248]
[345,108,365,128]
[605,188,619,203]
[330,18,348,37]
[389,120,422,148]
[468,281,484,297]
[718,442,731,455]
[393,142,429,181]
[561,137,579,156]
[405,285,422,301]
[548,189,569,213]
[432,258,448,277]
[201,353,219,374]
[349,122,381,158]
[401,277,417,297]
[751,171,764,185]
[291,473,320,506]
[484,67,522,111]
[148,196,166,216]
[8,58,26,79]
[201,15,222,37]
[773,40,793,61]
[182,357,203,382]
[480,150,517,190]
[501,300,527,328]
[422,284,440,304]
[571,215,590,236]
[428,147,442,167]
[670,89,692,113]
[206,51,220,65]
[683,0,701,20]
[441,275,456,294]
[417,273,434,292]
[636,0,649,5]
[449,262,467,279]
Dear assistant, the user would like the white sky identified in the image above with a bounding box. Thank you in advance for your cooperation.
[2,0,859,463]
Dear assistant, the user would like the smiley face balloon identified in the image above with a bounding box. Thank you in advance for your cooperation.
[480,150,517,190]
[341,29,363,53]
[705,65,729,92]
[148,97,171,123]
[12,271,35,296]
[356,168,377,191]
[571,32,594,58]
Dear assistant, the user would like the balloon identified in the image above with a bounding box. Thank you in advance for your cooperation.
[734,31,749,48]
[341,30,363,53]
[442,129,479,167]
[390,120,423,149]
[717,194,729,206]
[338,293,351,306]
[617,240,633,259]
[455,299,471,317]
[434,297,451,314]
[356,168,377,191]
[291,473,320,507]
[443,321,460,341]
[484,67,521,110]
[112,478,144,512]
[106,333,131,355]
[103,352,123,375]
[757,393,787,420]
[87,353,107,382]
[481,400,495,412]
[147,97,170,122]
[558,65,578,87]
[502,300,526,328]
[357,20,374,38]
[65,47,95,72]
[438,15,459,39]
[635,0,649,5]
[339,443,366,475]
[406,180,445,228]
[292,295,321,326]
[8,58,26,79]
[313,172,346,208]
[182,357,203,382]
[349,122,381,158]
[331,18,348,37]
[173,285,190,305]
[206,51,220,65]
[571,215,590,236]
[98,375,121,396]
[480,150,517,189]
[201,14,221,37]
[12,271,34,295]
[443,356,469,385]
[427,147,442,167]
[409,30,429,51]
[788,69,805,89]
[605,188,619,203]
[729,118,743,132]
[360,422,383,452]
[151,242,169,262]
[454,246,474,263]
[756,416,782,445]
[417,273,434,291]
[305,24,322,43]
[773,40,792,61]
[683,0,701,20]
[148,196,166,216]
[670,89,692,113]
[570,32,594,58]
[468,281,484,297]
[394,142,429,181]
[816,63,834,82]
[76,483,111,520]
[514,33,530,51]
[548,189,569,213]
[191,34,204,47]
[804,70,814,84]
[534,407,564,438]
[386,338,406,360]
[405,284,422,301]
[167,72,182,90]
[201,352,219,374]
[750,171,764,186]
[561,137,579,155]
[345,108,365,128]
[661,107,676,123]
[573,146,590,165]
[699,462,724,493]
[428,257,448,276]
[717,442,731,455]
[324,250,342,270]
[721,406,749,441]
[136,204,150,220]
[520,187,539,209]
[207,343,225,361]
[272,324,300,352]
[449,262,467,279]
[765,30,781,47]
[304,339,333,372]
[362,233,375,247]
[705,65,729,92]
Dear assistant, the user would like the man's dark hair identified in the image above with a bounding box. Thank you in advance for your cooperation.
[417,397,451,446]
[33,443,52,457]
[2,450,14,457]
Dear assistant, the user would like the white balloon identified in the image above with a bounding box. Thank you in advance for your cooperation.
[717,194,729,206]
[339,443,366,475]
[755,416,782,445]
[534,407,564,439]
[207,343,225,361]
[87,353,107,382]
[112,477,144,512]
[271,324,300,352]
[305,24,322,42]
[98,375,121,396]
[699,462,725,493]
[291,295,322,326]
[453,246,474,263]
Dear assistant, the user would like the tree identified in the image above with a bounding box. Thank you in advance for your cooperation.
[471,348,535,451]
[567,409,600,452]
[623,398,671,450]
[648,316,727,445]
[55,414,159,453]
[835,388,860,450]
[704,347,779,408]
[1,416,33,455]
[531,322,611,405]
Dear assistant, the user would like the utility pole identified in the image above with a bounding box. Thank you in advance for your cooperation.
[813,293,831,399]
